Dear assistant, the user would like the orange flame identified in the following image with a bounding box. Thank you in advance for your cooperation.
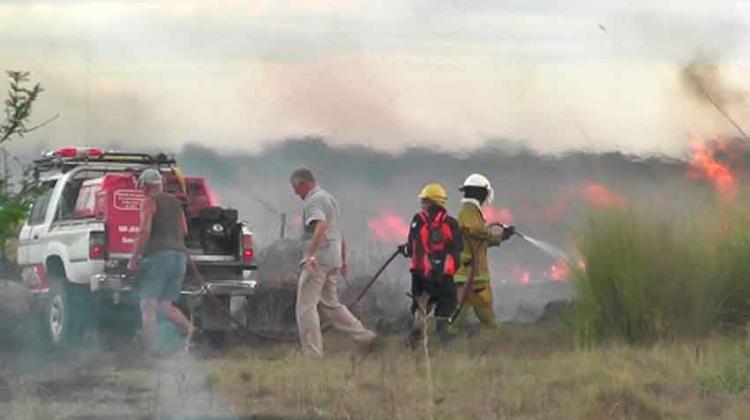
[510,265,531,285]
[545,260,570,282]
[482,206,514,224]
[519,271,530,285]
[368,211,410,243]
[686,136,738,199]
[582,181,627,208]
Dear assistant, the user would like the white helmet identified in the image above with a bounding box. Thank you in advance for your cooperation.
[460,173,494,204]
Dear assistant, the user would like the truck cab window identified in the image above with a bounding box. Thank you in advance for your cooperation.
[28,181,56,225]
[57,179,86,220]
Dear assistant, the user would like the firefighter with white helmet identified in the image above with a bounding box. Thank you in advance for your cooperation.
[454,173,515,330]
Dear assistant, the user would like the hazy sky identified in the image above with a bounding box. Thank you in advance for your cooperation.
[1,0,749,156]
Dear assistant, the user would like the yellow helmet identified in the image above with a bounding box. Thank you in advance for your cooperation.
[419,183,448,206]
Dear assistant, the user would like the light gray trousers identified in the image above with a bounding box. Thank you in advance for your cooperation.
[296,264,376,357]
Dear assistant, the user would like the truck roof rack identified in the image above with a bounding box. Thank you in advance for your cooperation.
[33,147,177,176]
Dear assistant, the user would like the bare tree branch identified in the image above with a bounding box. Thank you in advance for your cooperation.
[22,113,59,134]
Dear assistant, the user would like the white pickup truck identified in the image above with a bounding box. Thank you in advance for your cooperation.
[18,147,257,347]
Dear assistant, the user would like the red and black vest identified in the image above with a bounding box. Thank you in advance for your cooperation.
[408,208,459,278]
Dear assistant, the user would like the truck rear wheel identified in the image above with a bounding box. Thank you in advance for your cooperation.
[46,277,89,347]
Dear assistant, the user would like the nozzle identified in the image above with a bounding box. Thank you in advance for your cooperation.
[489,222,525,240]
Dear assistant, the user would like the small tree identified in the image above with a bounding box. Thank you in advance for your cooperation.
[1,71,44,144]
[0,71,53,267]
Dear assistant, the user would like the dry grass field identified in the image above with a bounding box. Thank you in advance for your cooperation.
[2,322,750,420]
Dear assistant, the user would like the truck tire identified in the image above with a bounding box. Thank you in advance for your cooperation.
[46,277,88,347]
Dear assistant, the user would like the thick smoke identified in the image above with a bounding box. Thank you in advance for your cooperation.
[178,137,711,322]
[179,137,695,247]
[682,61,747,109]
[0,137,722,323]
[680,60,749,137]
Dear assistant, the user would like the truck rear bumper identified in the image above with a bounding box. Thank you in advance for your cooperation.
[90,275,256,297]
[181,280,257,297]
[91,274,132,293]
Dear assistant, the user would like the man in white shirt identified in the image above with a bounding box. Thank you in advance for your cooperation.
[290,168,377,357]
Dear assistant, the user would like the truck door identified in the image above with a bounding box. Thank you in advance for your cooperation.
[18,180,57,266]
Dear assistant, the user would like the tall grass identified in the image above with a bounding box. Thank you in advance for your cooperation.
[708,208,750,328]
[571,207,749,345]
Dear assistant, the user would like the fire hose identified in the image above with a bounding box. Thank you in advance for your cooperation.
[349,249,401,308]
[447,244,478,325]
[185,224,527,341]
[184,222,560,342]
[490,222,526,240]
[447,224,517,324]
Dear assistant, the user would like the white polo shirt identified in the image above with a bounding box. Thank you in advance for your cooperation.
[301,186,343,268]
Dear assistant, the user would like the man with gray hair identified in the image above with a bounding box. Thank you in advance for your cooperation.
[128,168,193,353]
[290,168,377,357]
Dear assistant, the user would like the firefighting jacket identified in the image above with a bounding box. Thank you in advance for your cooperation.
[454,200,504,283]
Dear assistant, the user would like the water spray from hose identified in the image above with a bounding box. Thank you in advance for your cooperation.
[491,223,572,263]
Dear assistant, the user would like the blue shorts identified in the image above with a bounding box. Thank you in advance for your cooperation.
[137,249,187,302]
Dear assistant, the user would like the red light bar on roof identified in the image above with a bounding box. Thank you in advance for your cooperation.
[54,146,103,159]
[87,148,103,158]
[55,147,78,158]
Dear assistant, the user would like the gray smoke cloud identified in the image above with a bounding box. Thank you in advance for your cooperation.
[177,137,716,322]
[682,61,747,108]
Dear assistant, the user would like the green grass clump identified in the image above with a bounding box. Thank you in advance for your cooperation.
[573,209,714,345]
[574,204,750,345]
[696,339,750,395]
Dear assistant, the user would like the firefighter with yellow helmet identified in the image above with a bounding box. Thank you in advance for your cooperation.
[454,173,515,330]
[398,183,462,346]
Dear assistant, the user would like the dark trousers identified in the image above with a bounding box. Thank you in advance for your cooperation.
[410,273,457,318]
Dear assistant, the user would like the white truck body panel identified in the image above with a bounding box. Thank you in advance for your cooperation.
[18,172,104,284]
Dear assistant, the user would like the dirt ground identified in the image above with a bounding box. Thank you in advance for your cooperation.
[2,322,750,420]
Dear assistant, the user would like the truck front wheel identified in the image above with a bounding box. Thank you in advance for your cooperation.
[46,277,88,347]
